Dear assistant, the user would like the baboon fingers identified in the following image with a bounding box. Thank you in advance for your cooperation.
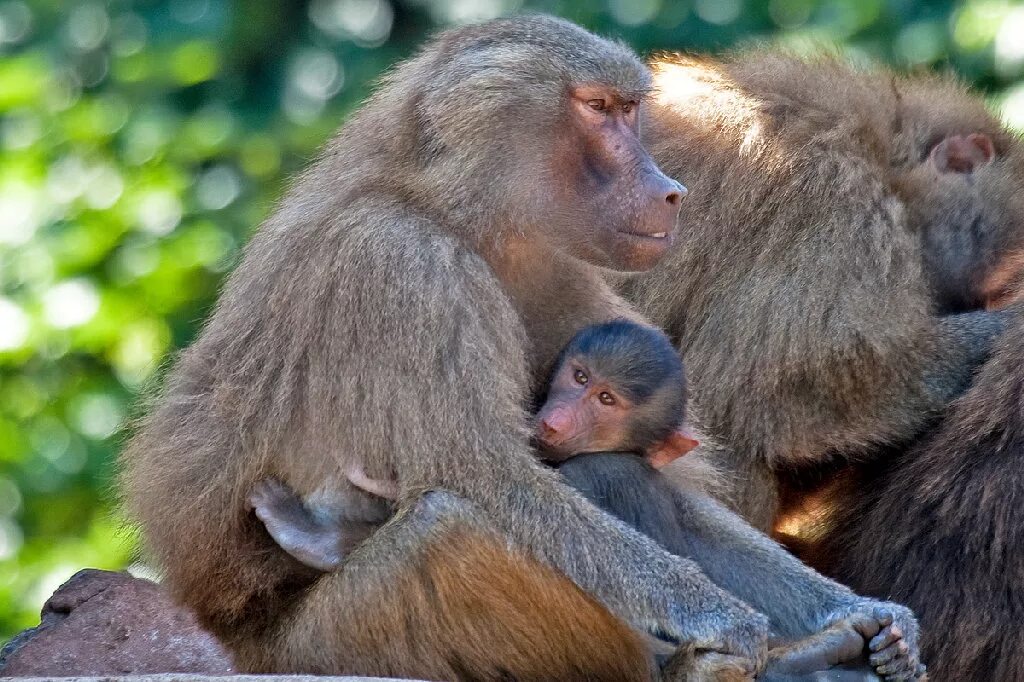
[868,625,901,652]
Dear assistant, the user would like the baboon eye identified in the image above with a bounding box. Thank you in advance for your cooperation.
[587,99,607,112]
[598,392,615,406]
[621,102,634,114]
[574,369,588,385]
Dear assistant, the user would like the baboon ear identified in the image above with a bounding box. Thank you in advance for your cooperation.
[930,133,995,174]
[646,429,700,470]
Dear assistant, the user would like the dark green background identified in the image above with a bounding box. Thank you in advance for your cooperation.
[2,0,1023,638]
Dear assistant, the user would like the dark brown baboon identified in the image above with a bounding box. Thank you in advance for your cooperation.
[121,15,782,678]
[797,309,1024,681]
[627,53,1024,529]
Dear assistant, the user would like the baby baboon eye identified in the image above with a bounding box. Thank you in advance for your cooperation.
[587,99,607,112]
[598,391,615,406]
[574,369,588,385]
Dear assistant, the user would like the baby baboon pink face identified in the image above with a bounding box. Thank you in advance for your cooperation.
[535,358,636,460]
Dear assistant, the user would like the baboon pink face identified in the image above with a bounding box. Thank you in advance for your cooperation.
[546,85,686,273]
[535,356,698,467]
[535,358,636,460]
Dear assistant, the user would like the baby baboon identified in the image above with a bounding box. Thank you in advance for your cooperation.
[628,53,1024,529]
[536,320,699,469]
[251,319,925,680]
[121,15,785,679]
[800,309,1024,682]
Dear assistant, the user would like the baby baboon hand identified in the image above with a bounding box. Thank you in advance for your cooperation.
[247,477,314,529]
[828,603,924,681]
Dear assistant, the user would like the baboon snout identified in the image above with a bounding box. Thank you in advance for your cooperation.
[643,172,686,229]
[537,407,575,446]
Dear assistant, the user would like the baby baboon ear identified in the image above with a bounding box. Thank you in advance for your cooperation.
[930,133,995,174]
[646,429,699,470]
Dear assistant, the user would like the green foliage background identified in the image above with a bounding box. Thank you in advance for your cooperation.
[2,0,1023,638]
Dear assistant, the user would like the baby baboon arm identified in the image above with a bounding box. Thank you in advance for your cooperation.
[248,479,345,572]
[561,455,923,679]
[561,455,922,677]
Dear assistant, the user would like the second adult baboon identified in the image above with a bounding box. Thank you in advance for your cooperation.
[799,309,1024,681]
[628,53,1024,528]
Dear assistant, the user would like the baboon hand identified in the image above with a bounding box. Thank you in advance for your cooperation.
[828,602,924,681]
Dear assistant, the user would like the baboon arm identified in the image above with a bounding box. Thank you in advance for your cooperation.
[665,486,874,637]
[925,307,1014,407]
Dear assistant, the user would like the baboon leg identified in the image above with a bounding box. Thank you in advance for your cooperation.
[255,490,655,682]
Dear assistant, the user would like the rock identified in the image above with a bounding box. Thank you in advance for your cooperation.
[0,677,418,682]
[0,569,235,676]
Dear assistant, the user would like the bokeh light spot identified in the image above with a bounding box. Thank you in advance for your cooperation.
[609,0,661,26]
[695,0,742,25]
[42,279,101,329]
[0,298,30,351]
[135,190,183,235]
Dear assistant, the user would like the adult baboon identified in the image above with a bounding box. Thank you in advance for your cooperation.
[630,53,1024,528]
[122,16,772,679]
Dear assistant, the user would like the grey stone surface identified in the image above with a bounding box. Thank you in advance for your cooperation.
[0,678,421,681]
[0,570,234,677]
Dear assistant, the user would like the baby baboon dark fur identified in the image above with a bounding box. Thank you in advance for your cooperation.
[121,15,786,678]
[798,309,1024,682]
[628,53,1024,529]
